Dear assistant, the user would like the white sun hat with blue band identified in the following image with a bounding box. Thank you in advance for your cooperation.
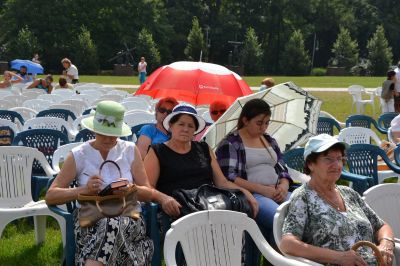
[81,100,132,137]
[162,103,206,135]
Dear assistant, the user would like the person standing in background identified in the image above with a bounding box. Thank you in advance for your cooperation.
[32,53,41,64]
[394,62,400,112]
[61,58,79,84]
[138,57,147,84]
[380,70,396,113]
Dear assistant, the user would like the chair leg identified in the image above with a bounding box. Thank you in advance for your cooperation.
[34,215,46,244]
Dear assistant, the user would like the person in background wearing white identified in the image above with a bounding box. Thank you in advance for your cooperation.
[61,58,79,84]
[32,53,41,64]
[393,62,400,112]
[0,71,23,88]
[380,70,396,113]
[138,57,147,85]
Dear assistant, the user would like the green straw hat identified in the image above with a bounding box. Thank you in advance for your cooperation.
[81,101,131,137]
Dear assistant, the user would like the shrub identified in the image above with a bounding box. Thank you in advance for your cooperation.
[311,68,326,76]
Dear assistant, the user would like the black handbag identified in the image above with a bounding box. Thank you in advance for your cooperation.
[172,184,252,218]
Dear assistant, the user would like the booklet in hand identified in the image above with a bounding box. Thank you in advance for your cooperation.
[98,179,129,196]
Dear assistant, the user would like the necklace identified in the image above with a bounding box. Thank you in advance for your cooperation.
[311,184,342,211]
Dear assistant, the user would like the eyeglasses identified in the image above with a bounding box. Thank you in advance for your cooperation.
[211,109,226,115]
[157,107,173,114]
[320,156,347,165]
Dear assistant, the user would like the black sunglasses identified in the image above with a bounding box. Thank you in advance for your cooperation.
[157,107,173,114]
[211,109,226,115]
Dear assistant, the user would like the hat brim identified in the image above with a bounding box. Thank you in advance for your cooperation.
[81,116,132,137]
[304,139,349,159]
[163,112,206,135]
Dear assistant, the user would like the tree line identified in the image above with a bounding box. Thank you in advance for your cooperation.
[0,0,399,76]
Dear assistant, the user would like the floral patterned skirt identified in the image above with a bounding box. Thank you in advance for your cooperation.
[74,209,153,265]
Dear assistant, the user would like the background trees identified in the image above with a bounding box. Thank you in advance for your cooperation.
[0,0,398,75]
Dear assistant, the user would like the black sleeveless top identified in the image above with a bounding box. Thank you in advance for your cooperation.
[151,141,213,196]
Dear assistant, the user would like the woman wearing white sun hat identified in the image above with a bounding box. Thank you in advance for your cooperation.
[46,101,157,266]
[144,103,258,218]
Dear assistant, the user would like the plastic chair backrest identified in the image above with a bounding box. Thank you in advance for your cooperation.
[0,110,25,125]
[37,108,77,122]
[22,99,52,112]
[164,210,309,266]
[13,128,69,175]
[131,123,153,142]
[74,128,95,142]
[363,184,400,238]
[124,112,155,128]
[345,114,376,128]
[37,93,64,103]
[0,118,19,146]
[273,202,323,265]
[51,88,76,97]
[9,107,37,121]
[121,100,150,112]
[0,99,15,109]
[377,112,397,131]
[0,146,55,208]
[283,148,305,172]
[317,117,341,135]
[52,142,83,173]
[23,116,72,137]
[338,127,382,146]
[107,89,130,98]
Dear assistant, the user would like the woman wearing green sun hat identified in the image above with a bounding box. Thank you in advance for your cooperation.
[46,101,156,265]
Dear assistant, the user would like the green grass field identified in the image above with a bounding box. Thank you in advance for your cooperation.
[40,74,385,88]
[0,76,390,265]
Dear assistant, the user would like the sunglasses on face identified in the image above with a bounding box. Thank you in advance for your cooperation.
[157,107,173,114]
[211,109,226,115]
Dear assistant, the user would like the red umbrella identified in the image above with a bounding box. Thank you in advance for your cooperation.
[134,61,252,106]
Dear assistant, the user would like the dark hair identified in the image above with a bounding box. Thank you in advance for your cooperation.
[20,65,27,70]
[45,74,53,82]
[237,99,271,129]
[58,77,67,86]
[304,143,346,175]
[387,70,396,80]
[169,113,199,131]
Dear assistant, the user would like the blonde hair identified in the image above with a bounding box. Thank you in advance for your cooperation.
[61,58,71,65]
[261,77,275,88]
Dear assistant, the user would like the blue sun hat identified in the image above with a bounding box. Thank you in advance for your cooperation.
[81,101,131,137]
[162,103,206,135]
[304,134,349,159]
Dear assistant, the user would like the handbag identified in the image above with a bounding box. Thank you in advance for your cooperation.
[351,241,385,266]
[78,160,141,228]
[172,184,252,218]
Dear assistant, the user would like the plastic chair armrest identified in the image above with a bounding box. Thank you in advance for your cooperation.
[340,171,372,195]
[48,204,73,218]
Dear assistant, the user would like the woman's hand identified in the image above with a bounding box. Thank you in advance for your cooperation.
[378,240,395,266]
[273,184,289,203]
[336,250,367,266]
[160,195,182,218]
[85,175,103,195]
[242,190,259,217]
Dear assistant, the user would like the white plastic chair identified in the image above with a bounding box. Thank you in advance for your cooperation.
[338,127,382,146]
[273,201,324,265]
[363,184,400,264]
[0,90,13,98]
[164,210,309,266]
[97,94,124,102]
[52,142,83,173]
[201,110,213,124]
[0,118,19,134]
[22,99,52,112]
[52,88,76,98]
[68,93,97,106]
[124,111,155,128]
[9,107,38,121]
[107,89,130,98]
[72,114,91,134]
[37,93,64,103]
[23,117,75,141]
[121,100,150,112]
[3,94,29,106]
[49,103,83,118]
[0,146,66,246]
[319,110,346,128]
[0,99,14,109]
[348,85,375,114]
[60,99,89,116]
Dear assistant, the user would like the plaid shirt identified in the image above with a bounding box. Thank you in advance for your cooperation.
[215,130,291,182]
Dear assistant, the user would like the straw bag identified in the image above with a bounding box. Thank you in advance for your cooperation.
[78,160,141,228]
[351,241,385,266]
